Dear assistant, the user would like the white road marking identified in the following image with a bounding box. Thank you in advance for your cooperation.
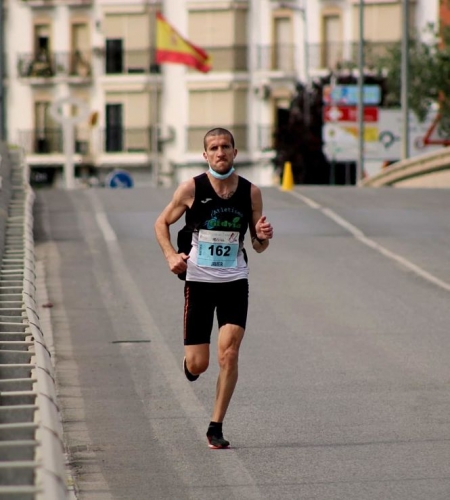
[86,190,263,500]
[321,207,365,238]
[289,190,322,209]
[95,212,117,242]
[287,189,450,293]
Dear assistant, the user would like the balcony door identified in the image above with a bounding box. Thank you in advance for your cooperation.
[34,24,51,55]
[34,101,61,153]
[71,23,91,77]
[106,104,123,152]
[273,16,293,71]
[322,14,342,69]
[106,39,123,74]
[32,24,52,77]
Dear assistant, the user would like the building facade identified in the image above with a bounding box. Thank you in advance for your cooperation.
[4,0,440,187]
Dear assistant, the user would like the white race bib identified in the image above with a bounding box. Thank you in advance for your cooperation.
[197,229,239,268]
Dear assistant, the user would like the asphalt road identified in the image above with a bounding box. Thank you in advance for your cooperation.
[33,185,450,500]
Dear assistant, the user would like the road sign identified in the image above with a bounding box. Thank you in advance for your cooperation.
[324,106,378,123]
[421,113,450,147]
[105,169,134,188]
[323,85,381,105]
[323,109,444,163]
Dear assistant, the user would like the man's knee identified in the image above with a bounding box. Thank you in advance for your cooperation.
[218,325,244,367]
[189,357,209,374]
[218,345,240,370]
[185,347,209,374]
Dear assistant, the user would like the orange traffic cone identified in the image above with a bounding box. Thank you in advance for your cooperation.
[281,161,294,191]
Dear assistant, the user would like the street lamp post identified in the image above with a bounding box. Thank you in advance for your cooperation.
[302,2,309,87]
[280,1,309,95]
[357,0,365,185]
[284,0,311,136]
[401,0,410,159]
[299,1,310,125]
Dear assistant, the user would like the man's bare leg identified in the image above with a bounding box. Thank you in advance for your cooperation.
[206,324,244,448]
[184,344,209,379]
[212,324,245,422]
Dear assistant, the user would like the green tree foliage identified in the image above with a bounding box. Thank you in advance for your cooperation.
[375,24,450,135]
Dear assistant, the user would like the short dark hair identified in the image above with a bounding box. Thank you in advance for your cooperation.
[203,128,235,150]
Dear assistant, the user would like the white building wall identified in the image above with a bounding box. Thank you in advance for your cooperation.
[161,3,189,171]
[416,0,440,39]
[6,1,34,143]
[306,0,325,45]
[2,0,442,186]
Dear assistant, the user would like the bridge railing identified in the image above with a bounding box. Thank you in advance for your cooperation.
[361,147,450,187]
[0,145,69,499]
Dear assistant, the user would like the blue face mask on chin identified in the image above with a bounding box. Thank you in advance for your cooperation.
[208,164,235,180]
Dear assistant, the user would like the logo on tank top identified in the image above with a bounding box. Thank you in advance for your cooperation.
[204,207,244,231]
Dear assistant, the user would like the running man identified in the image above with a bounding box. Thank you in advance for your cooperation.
[154,127,273,448]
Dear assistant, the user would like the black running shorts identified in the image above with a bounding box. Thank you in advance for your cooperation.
[183,279,249,345]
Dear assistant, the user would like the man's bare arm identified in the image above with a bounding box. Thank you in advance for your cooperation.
[249,184,273,253]
[154,179,194,274]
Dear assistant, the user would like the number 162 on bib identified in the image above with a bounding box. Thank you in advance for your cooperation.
[197,230,239,268]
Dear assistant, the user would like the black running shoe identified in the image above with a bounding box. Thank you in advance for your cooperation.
[207,433,230,449]
[183,357,199,382]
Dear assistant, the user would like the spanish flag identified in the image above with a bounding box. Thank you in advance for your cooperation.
[156,12,212,73]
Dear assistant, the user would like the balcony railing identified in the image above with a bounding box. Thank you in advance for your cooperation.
[104,48,159,75]
[102,46,248,74]
[349,41,398,68]
[19,129,62,154]
[17,51,92,79]
[101,127,158,153]
[256,45,297,72]
[308,41,399,72]
[19,128,162,155]
[21,0,92,6]
[104,40,399,75]
[187,125,248,152]
[195,46,248,72]
[19,129,91,155]
[20,125,272,157]
[256,41,399,74]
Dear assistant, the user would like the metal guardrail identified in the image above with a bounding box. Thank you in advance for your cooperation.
[0,146,69,499]
[361,146,450,187]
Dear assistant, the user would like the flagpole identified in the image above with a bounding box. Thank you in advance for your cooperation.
[357,0,364,185]
[151,8,160,187]
[153,12,212,188]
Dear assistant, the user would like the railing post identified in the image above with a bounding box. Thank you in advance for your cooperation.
[0,0,5,141]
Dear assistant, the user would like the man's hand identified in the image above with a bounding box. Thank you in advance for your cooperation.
[168,253,190,275]
[255,215,273,241]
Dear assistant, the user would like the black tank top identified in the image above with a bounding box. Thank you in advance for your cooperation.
[176,173,252,279]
